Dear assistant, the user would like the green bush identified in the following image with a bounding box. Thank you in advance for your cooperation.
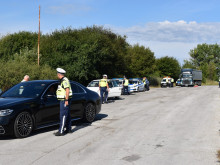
[0,49,56,91]
[148,76,161,87]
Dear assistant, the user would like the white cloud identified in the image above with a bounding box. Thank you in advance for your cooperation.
[106,21,220,64]
[108,21,220,43]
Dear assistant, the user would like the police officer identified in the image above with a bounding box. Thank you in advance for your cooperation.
[144,77,150,91]
[219,77,220,88]
[171,78,174,87]
[166,78,169,87]
[123,76,129,95]
[142,77,147,91]
[54,68,73,136]
[99,74,109,104]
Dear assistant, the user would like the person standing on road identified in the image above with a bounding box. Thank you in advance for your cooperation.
[143,77,150,91]
[21,75,30,82]
[171,78,174,87]
[166,78,169,87]
[54,68,73,136]
[99,74,109,104]
[123,76,129,95]
[142,77,147,91]
[219,77,220,88]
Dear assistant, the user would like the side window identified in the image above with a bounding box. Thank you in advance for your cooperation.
[108,82,113,88]
[44,84,58,96]
[78,85,85,93]
[71,83,79,94]
[71,83,85,94]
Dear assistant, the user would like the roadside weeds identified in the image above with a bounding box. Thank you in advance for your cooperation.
[217,150,220,162]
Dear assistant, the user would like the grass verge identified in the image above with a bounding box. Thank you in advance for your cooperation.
[217,150,220,162]
[202,79,218,86]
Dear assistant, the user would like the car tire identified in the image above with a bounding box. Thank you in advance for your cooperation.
[14,112,33,138]
[83,103,96,123]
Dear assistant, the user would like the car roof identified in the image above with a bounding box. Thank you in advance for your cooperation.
[20,80,81,84]
[129,78,140,81]
[20,80,58,84]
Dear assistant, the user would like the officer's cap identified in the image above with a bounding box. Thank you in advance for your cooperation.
[56,68,66,74]
[103,74,107,77]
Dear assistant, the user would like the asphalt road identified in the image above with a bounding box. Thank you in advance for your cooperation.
[0,86,220,165]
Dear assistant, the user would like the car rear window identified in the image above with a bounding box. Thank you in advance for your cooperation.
[88,81,99,87]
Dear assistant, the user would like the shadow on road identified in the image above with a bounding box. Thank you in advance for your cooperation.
[0,114,108,140]
[72,114,108,132]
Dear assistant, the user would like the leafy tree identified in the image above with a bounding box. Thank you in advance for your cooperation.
[125,44,156,77]
[182,60,196,69]
[156,56,181,80]
[189,43,220,81]
[0,49,56,91]
[0,31,38,59]
[40,26,128,85]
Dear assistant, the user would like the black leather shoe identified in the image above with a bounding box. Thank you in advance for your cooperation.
[64,130,72,134]
[54,132,65,136]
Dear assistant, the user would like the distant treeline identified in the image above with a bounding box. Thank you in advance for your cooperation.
[0,26,182,90]
[182,43,220,83]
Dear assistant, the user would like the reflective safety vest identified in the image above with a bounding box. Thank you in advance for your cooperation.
[99,79,108,87]
[124,79,129,86]
[142,79,146,85]
[219,78,220,82]
[166,79,168,83]
[171,78,174,83]
[56,77,73,100]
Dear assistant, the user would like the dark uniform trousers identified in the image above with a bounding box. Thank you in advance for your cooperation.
[59,100,71,133]
[123,86,128,95]
[100,87,108,103]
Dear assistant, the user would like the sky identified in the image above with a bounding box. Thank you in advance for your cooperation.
[1,0,220,64]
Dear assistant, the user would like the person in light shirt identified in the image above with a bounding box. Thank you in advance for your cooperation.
[21,75,30,82]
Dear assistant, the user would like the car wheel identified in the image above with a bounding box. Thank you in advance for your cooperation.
[14,112,33,138]
[83,103,96,123]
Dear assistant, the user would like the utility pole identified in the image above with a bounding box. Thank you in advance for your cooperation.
[38,5,40,66]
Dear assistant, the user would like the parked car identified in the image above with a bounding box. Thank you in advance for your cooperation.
[176,79,181,86]
[161,77,173,88]
[129,78,145,92]
[0,80,101,138]
[112,78,134,94]
[87,79,122,98]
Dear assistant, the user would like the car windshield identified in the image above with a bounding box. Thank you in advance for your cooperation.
[88,81,99,87]
[182,74,192,78]
[118,81,122,85]
[162,79,166,82]
[1,82,47,98]
[129,80,138,84]
[112,80,119,87]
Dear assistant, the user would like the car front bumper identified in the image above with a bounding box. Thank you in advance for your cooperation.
[0,116,14,135]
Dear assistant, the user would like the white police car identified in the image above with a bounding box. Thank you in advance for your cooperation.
[112,78,134,94]
[87,79,122,98]
[129,79,145,92]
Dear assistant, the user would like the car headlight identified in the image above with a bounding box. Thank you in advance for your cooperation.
[0,109,13,116]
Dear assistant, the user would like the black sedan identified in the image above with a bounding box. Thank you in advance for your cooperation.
[0,80,101,138]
